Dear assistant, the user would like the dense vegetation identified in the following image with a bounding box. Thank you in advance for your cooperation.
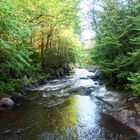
[90,0,140,95]
[1,0,140,96]
[0,0,80,94]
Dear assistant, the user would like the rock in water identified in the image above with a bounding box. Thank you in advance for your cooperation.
[109,109,140,135]
[0,98,15,106]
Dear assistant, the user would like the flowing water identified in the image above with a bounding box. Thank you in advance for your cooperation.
[0,69,139,140]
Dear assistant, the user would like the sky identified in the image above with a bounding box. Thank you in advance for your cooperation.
[79,0,95,47]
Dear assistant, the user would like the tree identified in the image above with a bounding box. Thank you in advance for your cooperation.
[0,0,81,93]
[90,0,140,94]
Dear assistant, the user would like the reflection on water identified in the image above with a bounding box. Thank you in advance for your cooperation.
[37,95,99,140]
[0,69,138,140]
[0,94,137,140]
[77,96,98,128]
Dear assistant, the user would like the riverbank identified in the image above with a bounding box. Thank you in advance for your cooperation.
[90,88,140,135]
[0,66,73,109]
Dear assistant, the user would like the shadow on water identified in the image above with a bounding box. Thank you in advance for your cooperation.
[0,69,139,140]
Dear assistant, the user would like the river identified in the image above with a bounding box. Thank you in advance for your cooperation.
[0,68,139,140]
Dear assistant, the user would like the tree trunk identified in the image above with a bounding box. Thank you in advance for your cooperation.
[91,7,101,43]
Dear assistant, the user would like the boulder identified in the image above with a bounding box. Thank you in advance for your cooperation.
[17,87,26,95]
[0,97,15,106]
[11,93,25,102]
[90,70,102,80]
[109,109,140,135]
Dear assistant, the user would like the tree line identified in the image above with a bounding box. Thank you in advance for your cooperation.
[90,0,140,95]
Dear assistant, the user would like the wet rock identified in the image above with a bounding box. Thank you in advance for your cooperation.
[17,103,21,106]
[0,129,12,134]
[28,84,36,89]
[90,70,101,80]
[99,81,103,85]
[109,109,140,135]
[92,89,140,135]
[10,92,26,104]
[87,68,97,73]
[64,86,92,96]
[58,92,70,97]
[38,79,48,86]
[0,98,15,106]
[80,77,88,80]
[17,93,24,98]
[91,90,123,110]
[42,98,65,108]
[95,96,113,108]
[14,93,25,101]
[15,129,24,133]
[79,88,92,96]
[94,82,98,85]
[42,94,49,98]
[17,87,26,95]
[128,97,138,102]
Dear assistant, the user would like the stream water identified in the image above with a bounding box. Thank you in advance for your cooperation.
[0,69,139,140]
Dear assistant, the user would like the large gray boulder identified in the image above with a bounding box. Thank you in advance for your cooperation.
[109,109,140,135]
[0,97,15,106]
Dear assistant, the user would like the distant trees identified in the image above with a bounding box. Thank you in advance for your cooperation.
[90,0,140,95]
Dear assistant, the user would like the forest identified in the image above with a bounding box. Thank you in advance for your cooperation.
[0,0,140,139]
[0,0,140,96]
[90,0,140,95]
[0,0,82,94]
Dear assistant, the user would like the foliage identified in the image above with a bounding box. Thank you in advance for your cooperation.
[0,0,80,94]
[90,0,140,94]
[128,73,140,95]
[42,29,77,76]
[75,46,94,67]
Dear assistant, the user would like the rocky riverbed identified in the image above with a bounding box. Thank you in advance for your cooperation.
[0,68,139,140]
